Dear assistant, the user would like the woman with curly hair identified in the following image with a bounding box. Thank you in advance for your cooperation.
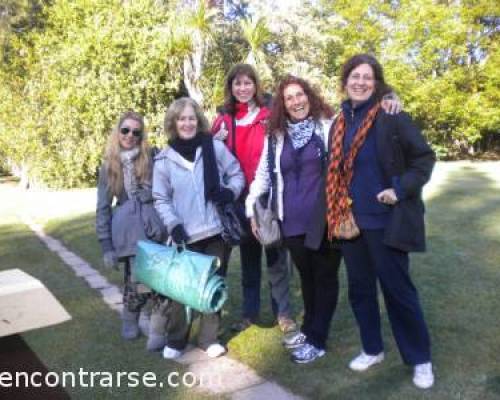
[246,75,402,364]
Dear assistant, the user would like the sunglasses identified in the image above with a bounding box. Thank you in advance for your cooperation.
[120,127,142,137]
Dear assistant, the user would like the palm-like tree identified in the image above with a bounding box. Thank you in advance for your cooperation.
[240,17,272,80]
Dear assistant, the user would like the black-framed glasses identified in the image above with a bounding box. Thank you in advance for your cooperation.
[120,127,142,137]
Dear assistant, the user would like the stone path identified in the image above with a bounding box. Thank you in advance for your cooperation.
[20,214,302,400]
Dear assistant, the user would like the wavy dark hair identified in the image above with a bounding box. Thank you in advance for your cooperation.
[223,63,266,115]
[268,75,334,135]
[341,53,392,100]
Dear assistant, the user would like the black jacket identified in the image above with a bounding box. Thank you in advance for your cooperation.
[305,110,435,253]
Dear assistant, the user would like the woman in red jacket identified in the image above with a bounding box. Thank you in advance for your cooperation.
[212,64,296,334]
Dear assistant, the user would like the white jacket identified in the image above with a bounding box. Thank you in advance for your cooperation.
[245,118,334,220]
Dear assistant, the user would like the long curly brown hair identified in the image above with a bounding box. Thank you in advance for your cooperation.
[268,75,334,135]
[104,110,151,197]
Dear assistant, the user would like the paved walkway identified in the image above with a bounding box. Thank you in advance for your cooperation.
[20,214,302,400]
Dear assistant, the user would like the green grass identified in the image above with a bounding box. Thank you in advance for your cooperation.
[0,202,223,399]
[4,162,500,399]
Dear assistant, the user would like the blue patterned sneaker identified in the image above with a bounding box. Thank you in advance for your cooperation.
[291,343,325,364]
[282,331,306,349]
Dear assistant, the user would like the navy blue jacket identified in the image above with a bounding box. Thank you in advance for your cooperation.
[305,110,435,253]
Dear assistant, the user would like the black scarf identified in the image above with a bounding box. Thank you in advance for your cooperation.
[200,134,221,203]
[170,133,220,204]
[169,133,203,162]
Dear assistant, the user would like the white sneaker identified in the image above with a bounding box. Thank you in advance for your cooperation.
[205,343,226,358]
[349,351,385,371]
[413,362,434,389]
[162,345,182,360]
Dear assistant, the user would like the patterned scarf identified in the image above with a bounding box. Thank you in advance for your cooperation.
[120,147,140,198]
[325,102,381,240]
[286,117,316,150]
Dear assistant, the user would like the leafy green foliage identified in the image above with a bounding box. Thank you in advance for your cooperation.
[0,0,499,187]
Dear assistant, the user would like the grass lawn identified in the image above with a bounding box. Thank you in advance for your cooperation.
[0,180,221,400]
[2,162,500,399]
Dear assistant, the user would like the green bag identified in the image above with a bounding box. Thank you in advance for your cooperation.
[134,240,227,313]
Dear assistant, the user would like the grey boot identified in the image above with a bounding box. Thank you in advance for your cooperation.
[121,309,140,340]
[138,311,151,337]
[146,312,167,351]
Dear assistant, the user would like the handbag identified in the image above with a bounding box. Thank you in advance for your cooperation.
[333,211,360,240]
[139,201,168,243]
[253,191,282,248]
[216,200,249,245]
[203,135,248,245]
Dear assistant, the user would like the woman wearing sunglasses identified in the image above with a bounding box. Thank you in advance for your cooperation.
[96,110,157,340]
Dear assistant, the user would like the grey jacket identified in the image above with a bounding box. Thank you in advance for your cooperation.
[96,164,155,257]
[153,139,245,244]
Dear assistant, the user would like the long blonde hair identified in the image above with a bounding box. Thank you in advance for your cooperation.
[104,110,151,197]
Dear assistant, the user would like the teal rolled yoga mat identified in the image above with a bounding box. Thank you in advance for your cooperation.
[135,240,227,313]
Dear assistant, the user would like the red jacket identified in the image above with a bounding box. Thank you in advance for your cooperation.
[211,106,270,189]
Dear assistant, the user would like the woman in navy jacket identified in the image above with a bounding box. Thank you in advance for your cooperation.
[325,54,436,389]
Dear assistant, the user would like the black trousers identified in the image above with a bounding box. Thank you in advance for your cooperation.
[284,235,341,350]
[165,235,230,351]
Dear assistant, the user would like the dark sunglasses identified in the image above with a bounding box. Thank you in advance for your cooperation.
[120,127,142,137]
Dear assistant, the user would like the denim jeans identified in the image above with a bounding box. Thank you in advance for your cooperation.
[240,234,292,320]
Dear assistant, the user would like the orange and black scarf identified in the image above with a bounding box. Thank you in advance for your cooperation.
[326,103,381,240]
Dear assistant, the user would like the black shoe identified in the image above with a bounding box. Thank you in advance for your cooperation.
[231,318,254,332]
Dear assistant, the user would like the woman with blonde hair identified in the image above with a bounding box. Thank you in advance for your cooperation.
[96,110,160,340]
[153,97,244,359]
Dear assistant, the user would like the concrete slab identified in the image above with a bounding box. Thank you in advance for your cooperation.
[176,346,210,364]
[83,274,111,289]
[231,381,302,400]
[101,287,123,305]
[189,357,265,394]
[72,264,98,277]
[58,251,86,266]
[0,269,71,337]
[42,237,63,251]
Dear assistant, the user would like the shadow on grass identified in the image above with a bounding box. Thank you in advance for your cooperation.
[39,165,500,399]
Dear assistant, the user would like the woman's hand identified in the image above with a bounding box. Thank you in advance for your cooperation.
[250,217,260,240]
[214,121,228,141]
[376,188,398,205]
[381,93,402,115]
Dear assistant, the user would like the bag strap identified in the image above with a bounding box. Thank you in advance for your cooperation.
[231,115,237,155]
[267,135,278,213]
